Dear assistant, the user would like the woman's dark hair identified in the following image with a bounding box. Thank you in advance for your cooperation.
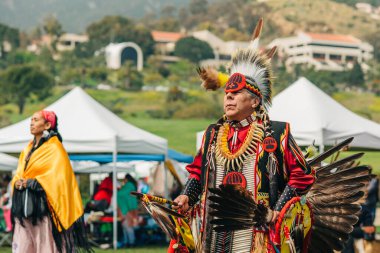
[125,174,137,190]
[48,115,63,142]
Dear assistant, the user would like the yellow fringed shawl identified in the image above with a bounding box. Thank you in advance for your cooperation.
[12,136,83,231]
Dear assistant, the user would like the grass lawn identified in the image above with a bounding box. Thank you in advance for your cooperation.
[0,246,167,253]
[333,150,380,175]
[127,117,213,155]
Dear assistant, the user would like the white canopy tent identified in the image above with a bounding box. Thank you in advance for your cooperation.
[0,87,167,154]
[269,77,380,151]
[0,87,168,249]
[0,153,18,171]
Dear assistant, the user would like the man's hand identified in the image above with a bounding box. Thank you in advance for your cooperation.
[271,210,280,224]
[172,195,189,212]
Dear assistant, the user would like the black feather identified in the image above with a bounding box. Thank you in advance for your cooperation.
[311,229,345,251]
[316,165,370,184]
[207,184,269,230]
[316,153,364,175]
[308,137,353,166]
[312,226,349,241]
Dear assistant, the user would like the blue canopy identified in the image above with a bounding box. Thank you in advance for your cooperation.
[69,149,193,164]
[168,149,194,163]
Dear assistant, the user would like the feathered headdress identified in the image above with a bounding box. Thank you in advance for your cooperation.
[197,18,277,112]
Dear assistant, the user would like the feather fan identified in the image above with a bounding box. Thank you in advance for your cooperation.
[306,138,372,252]
[207,184,269,232]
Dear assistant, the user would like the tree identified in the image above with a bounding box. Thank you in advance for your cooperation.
[5,49,37,66]
[42,15,63,38]
[174,37,214,63]
[152,18,180,32]
[30,26,43,40]
[189,0,208,15]
[116,62,144,91]
[86,16,154,56]
[347,61,365,88]
[0,65,54,114]
[161,5,177,18]
[365,29,380,62]
[0,23,20,50]
[222,27,250,41]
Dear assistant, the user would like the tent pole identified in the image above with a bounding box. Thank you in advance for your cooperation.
[319,130,324,153]
[113,136,118,250]
[164,161,168,199]
[319,143,324,153]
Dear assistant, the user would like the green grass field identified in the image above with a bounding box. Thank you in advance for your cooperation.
[127,117,212,155]
[332,151,380,175]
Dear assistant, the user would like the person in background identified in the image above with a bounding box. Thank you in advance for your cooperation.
[342,169,379,253]
[137,177,149,194]
[87,173,113,212]
[117,174,138,248]
[11,110,91,253]
[0,175,12,232]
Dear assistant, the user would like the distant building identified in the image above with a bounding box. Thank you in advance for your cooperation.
[151,30,183,54]
[105,42,143,71]
[151,30,183,62]
[0,41,12,56]
[268,31,373,71]
[27,35,53,53]
[150,29,250,65]
[191,30,250,67]
[356,2,373,14]
[27,33,88,54]
[56,33,88,52]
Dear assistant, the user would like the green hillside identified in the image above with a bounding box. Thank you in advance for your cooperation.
[0,0,379,42]
[265,0,379,41]
[0,0,189,32]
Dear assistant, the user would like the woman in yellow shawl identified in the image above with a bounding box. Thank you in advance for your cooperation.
[12,110,91,253]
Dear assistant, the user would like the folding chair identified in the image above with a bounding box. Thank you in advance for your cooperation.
[0,231,12,247]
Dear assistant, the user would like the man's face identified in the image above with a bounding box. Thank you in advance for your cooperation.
[224,89,259,121]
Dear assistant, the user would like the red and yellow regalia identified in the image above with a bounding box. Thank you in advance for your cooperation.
[136,18,372,253]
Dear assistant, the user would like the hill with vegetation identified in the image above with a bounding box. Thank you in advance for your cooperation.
[264,0,379,41]
[0,0,379,42]
[0,0,189,32]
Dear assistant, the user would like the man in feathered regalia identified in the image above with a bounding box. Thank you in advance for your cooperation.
[173,18,314,253]
[172,19,372,253]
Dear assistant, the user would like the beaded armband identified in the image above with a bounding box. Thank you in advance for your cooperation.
[182,178,202,207]
[274,185,297,212]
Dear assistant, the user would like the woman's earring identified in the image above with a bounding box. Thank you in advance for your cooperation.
[42,130,49,138]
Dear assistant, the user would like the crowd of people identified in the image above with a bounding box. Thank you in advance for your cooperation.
[83,173,164,249]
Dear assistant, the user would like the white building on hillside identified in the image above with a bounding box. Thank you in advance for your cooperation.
[151,30,184,62]
[105,42,143,71]
[191,30,250,66]
[268,32,373,71]
[56,33,89,52]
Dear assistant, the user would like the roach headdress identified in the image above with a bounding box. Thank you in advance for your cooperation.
[198,18,277,112]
